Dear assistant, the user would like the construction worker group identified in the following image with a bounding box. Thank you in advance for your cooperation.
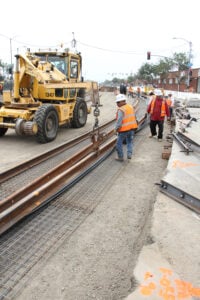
[114,88,173,161]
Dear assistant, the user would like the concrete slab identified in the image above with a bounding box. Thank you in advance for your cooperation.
[163,142,200,200]
[162,107,200,201]
[125,191,200,300]
[176,108,200,146]
[126,243,182,300]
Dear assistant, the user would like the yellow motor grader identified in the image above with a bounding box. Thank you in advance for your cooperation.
[0,48,100,143]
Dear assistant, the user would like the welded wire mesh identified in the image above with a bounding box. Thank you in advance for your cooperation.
[0,153,124,300]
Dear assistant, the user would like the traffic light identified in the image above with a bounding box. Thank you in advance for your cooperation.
[147,51,151,60]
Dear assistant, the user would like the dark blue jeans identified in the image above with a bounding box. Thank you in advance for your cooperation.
[116,130,134,159]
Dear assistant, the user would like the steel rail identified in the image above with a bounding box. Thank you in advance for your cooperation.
[160,180,200,214]
[0,99,145,235]
[0,119,115,184]
[0,134,116,235]
[172,132,193,155]
[0,97,140,183]
[177,130,200,147]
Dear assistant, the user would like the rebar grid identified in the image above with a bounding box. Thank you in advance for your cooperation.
[0,154,123,300]
[0,140,88,200]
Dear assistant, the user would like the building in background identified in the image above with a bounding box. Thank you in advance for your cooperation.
[154,68,200,93]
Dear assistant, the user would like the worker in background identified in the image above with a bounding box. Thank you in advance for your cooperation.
[119,83,127,95]
[137,86,141,98]
[167,93,174,120]
[147,89,170,142]
[128,85,134,98]
[114,87,120,95]
[114,94,138,161]
[147,90,155,105]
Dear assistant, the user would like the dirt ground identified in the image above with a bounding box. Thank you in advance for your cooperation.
[1,92,200,300]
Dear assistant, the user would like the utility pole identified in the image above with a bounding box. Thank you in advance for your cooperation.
[188,41,193,86]
[10,38,13,74]
[173,37,193,87]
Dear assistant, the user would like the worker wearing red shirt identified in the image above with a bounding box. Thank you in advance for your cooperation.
[147,89,170,141]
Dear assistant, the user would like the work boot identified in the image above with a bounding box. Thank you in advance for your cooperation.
[115,157,124,162]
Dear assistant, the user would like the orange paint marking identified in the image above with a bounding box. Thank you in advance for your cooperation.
[140,282,156,296]
[144,272,154,280]
[172,160,199,169]
[139,268,200,299]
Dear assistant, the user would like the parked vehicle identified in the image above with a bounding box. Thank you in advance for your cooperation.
[0,49,99,143]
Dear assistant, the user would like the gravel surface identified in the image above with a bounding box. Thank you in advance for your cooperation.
[14,133,167,300]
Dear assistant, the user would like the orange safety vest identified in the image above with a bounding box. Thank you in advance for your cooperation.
[166,98,172,107]
[117,104,138,132]
[150,99,167,117]
[128,86,133,92]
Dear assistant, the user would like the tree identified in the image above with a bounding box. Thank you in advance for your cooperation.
[102,51,189,86]
[127,75,135,84]
[135,52,189,85]
[171,52,189,71]
[170,52,189,89]
[137,63,155,83]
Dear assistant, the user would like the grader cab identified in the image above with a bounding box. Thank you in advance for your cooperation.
[0,48,100,143]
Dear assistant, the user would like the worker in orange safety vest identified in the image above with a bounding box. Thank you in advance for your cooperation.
[147,89,170,141]
[115,94,138,161]
[128,85,134,98]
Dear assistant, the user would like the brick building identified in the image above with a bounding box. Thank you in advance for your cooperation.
[154,68,200,93]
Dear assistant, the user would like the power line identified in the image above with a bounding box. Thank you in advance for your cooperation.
[0,33,71,49]
[78,40,144,55]
[0,32,191,55]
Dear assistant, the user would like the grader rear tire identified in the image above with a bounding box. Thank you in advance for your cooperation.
[34,104,59,143]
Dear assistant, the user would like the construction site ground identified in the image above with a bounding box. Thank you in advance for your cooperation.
[0,92,200,300]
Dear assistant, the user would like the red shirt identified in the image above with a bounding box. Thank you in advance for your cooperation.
[147,96,170,121]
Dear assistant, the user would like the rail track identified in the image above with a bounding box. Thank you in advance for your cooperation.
[1,97,199,236]
[0,119,115,184]
[0,97,148,236]
[0,97,149,300]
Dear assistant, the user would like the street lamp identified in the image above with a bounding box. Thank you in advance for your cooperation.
[173,37,192,87]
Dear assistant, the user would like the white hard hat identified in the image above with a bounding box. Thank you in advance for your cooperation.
[116,94,126,103]
[154,89,163,96]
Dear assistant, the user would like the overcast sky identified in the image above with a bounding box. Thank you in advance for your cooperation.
[0,0,199,82]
